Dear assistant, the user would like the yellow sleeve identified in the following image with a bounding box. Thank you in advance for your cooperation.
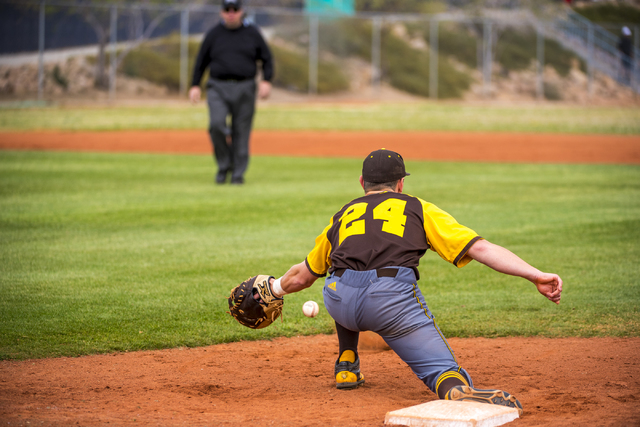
[305,219,334,277]
[418,198,482,268]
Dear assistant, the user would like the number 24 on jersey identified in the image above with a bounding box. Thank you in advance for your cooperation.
[338,199,407,245]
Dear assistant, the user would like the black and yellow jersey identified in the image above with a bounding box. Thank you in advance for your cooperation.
[305,192,481,278]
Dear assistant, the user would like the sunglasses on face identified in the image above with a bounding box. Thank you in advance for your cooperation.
[223,7,240,12]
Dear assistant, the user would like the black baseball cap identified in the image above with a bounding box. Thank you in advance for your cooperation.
[362,149,410,183]
[222,0,242,10]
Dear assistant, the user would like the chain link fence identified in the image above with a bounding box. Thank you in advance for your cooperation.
[0,0,637,103]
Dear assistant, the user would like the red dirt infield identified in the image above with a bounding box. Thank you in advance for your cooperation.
[1,130,639,426]
[1,335,639,426]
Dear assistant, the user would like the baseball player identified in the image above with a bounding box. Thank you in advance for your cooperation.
[264,149,562,414]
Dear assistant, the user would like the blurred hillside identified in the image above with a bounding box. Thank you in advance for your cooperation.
[0,0,638,105]
[1,30,637,106]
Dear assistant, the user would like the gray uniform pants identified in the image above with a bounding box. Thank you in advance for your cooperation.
[323,267,473,393]
[206,79,257,182]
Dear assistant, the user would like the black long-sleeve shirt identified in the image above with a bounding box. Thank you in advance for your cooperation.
[191,21,273,86]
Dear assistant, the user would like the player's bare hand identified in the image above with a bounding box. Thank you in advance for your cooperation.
[189,86,201,104]
[258,81,272,100]
[533,273,563,304]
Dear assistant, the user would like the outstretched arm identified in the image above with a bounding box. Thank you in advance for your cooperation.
[467,239,563,304]
[269,262,319,297]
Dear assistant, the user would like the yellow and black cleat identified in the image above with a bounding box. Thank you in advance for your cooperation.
[445,385,523,416]
[335,350,365,390]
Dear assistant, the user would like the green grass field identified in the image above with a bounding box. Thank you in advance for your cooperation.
[1,148,639,360]
[0,103,639,134]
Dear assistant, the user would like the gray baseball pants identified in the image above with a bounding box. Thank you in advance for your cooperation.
[322,267,473,393]
[206,78,257,183]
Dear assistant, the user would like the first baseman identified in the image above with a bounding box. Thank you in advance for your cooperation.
[241,149,563,415]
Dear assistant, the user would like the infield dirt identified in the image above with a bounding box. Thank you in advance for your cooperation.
[1,335,639,426]
[1,130,639,426]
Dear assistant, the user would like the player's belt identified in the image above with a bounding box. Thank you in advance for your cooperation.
[332,268,398,278]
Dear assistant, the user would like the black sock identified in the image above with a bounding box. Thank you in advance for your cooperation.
[437,377,467,399]
[335,321,359,359]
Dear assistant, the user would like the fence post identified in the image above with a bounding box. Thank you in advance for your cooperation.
[109,5,118,100]
[429,17,438,100]
[309,14,319,95]
[536,24,544,100]
[587,22,594,98]
[631,25,640,95]
[634,25,640,92]
[477,22,483,78]
[483,19,492,98]
[37,0,45,101]
[180,8,190,96]
[371,16,381,94]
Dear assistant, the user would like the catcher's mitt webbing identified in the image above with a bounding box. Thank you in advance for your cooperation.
[227,275,284,329]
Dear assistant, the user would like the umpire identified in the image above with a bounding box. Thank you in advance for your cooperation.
[189,0,274,185]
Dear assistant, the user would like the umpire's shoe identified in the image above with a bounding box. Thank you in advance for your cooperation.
[445,385,523,416]
[335,350,365,390]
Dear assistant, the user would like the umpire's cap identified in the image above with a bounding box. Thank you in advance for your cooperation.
[362,148,410,183]
[222,0,242,10]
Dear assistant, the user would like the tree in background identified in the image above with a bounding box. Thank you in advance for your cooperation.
[572,2,640,24]
[355,0,567,16]
[13,0,183,89]
[74,0,180,89]
[355,0,447,14]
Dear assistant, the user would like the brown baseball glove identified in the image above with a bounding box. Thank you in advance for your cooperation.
[227,275,284,329]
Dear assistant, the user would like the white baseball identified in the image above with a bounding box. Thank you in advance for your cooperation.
[302,301,319,318]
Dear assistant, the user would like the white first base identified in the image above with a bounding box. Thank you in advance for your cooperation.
[384,400,520,427]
